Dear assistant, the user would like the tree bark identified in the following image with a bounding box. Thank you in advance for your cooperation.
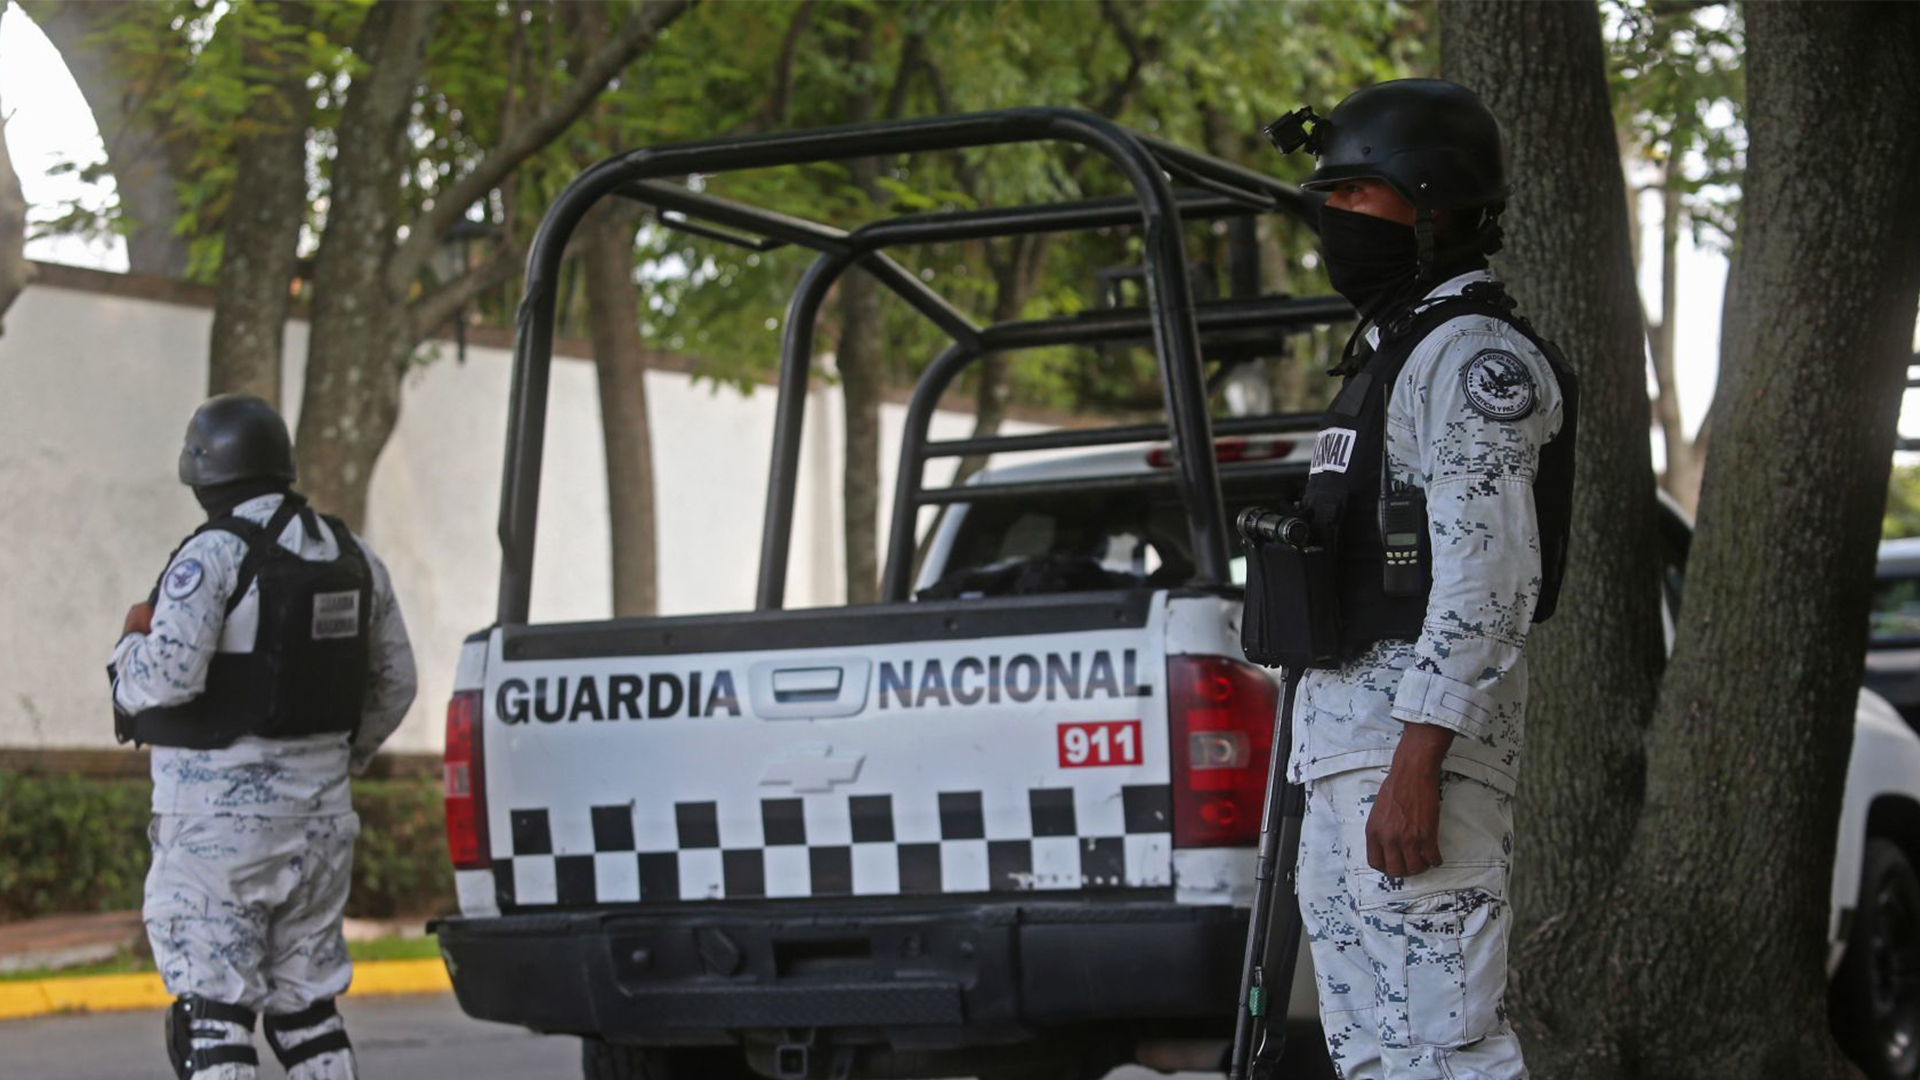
[205,1,313,404]
[21,0,195,277]
[1619,4,1920,1076]
[837,270,885,606]
[0,103,31,336]
[580,199,659,618]
[1439,2,1668,1072]
[294,0,438,526]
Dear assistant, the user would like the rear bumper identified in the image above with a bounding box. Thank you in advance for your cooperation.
[434,898,1245,1047]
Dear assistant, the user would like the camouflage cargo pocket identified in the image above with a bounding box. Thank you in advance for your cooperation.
[1349,862,1507,1050]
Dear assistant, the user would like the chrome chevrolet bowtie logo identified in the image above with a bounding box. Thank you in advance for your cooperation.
[759,746,865,793]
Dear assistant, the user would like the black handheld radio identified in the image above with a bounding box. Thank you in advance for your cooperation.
[1378,486,1427,597]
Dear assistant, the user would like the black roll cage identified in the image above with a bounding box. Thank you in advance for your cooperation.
[496,107,1353,624]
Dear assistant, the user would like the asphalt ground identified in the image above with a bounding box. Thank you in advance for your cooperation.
[0,994,570,1080]
[0,992,1235,1080]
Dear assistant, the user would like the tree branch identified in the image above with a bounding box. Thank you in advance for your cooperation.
[405,238,524,346]
[1093,0,1153,119]
[386,0,693,296]
[918,57,988,199]
[499,0,530,148]
[883,30,926,122]
[764,0,816,127]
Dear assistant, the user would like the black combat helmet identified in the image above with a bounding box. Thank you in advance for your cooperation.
[1267,77,1509,213]
[177,394,297,487]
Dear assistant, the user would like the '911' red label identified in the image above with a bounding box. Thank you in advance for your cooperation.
[1058,720,1142,768]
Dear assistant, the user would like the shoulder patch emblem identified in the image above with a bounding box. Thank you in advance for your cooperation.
[1461,349,1536,421]
[163,558,205,601]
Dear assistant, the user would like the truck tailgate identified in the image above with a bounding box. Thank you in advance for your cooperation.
[468,590,1173,911]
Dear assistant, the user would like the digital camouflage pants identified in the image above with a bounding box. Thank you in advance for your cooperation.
[1297,768,1526,1080]
[144,813,361,1080]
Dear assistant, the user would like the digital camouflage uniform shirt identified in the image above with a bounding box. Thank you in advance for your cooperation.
[1288,269,1564,795]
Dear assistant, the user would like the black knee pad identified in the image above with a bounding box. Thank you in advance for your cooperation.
[165,996,258,1079]
[263,998,353,1069]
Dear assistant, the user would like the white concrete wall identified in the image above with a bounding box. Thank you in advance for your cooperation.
[0,278,1033,754]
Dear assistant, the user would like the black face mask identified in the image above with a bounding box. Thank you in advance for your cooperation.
[1317,205,1421,320]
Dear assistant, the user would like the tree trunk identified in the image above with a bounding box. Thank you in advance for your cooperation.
[21,0,195,278]
[1650,157,1701,513]
[836,12,886,606]
[1446,2,1920,1076]
[1439,2,1669,1072]
[0,103,32,336]
[837,268,885,606]
[951,252,1043,485]
[580,199,659,618]
[293,0,438,527]
[206,1,313,404]
[1616,4,1920,1076]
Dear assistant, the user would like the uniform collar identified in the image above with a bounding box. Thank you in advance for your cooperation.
[1364,268,1496,349]
[231,493,287,520]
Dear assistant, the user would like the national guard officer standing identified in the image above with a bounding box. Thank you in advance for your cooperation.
[1258,79,1578,1079]
[110,395,417,1080]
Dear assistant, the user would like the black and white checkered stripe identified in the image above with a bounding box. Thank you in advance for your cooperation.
[492,785,1173,907]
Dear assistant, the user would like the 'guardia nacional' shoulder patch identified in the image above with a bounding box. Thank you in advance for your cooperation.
[1461,349,1536,421]
[164,557,205,601]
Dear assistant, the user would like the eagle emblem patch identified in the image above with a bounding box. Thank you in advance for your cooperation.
[163,558,205,601]
[1461,349,1536,421]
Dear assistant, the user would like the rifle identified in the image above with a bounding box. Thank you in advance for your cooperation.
[1226,668,1306,1080]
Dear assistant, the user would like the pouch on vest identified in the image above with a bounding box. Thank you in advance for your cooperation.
[1241,535,1342,670]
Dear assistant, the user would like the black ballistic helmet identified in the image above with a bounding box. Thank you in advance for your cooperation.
[178,394,297,487]
[1269,78,1509,213]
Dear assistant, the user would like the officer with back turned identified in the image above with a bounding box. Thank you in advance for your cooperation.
[1256,79,1578,1079]
[110,395,417,1080]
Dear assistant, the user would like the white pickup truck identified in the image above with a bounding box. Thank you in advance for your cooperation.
[429,111,1920,1080]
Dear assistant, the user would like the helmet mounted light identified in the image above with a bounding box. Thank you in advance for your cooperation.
[1263,106,1326,157]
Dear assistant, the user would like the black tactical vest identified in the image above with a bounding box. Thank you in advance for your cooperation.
[1297,281,1579,664]
[116,495,374,749]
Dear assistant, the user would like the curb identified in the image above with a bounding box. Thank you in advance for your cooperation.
[0,959,451,1022]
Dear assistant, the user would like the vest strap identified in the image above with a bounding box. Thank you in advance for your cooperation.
[224,496,308,615]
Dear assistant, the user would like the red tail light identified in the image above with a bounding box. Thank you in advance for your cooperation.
[444,690,490,870]
[1168,655,1279,847]
[1146,438,1295,469]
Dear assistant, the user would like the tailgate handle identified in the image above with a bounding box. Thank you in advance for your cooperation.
[771,667,844,704]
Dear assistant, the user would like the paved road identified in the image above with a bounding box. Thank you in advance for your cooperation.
[0,993,1239,1080]
[0,994,571,1080]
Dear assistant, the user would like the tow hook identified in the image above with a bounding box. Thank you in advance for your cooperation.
[774,1029,814,1079]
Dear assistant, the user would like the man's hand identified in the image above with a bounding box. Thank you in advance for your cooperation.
[122,601,154,637]
[1365,722,1456,877]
